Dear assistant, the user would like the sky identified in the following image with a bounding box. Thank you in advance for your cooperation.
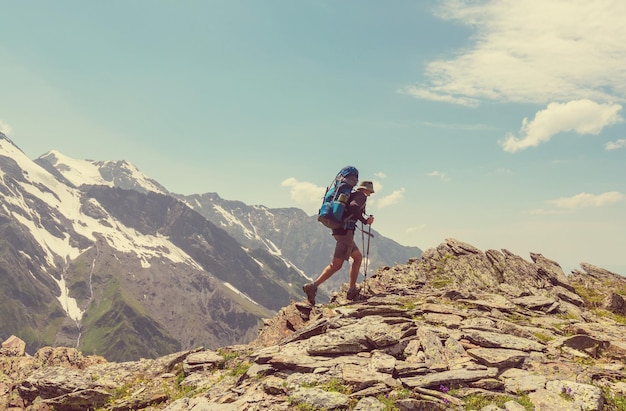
[1,0,625,275]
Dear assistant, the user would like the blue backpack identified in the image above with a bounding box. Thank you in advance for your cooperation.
[317,166,359,229]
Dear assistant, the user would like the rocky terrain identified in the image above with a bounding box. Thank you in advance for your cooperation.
[2,238,626,411]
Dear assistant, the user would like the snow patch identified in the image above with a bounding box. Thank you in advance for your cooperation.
[213,204,259,240]
[41,150,113,187]
[53,274,83,322]
[223,282,260,305]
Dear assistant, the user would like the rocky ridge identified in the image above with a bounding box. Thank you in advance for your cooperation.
[2,238,626,410]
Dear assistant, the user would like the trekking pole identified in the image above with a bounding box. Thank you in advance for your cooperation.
[362,217,373,294]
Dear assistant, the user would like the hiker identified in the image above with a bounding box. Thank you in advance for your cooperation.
[303,180,375,305]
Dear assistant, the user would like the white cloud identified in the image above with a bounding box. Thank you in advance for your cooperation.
[500,100,623,152]
[605,139,626,150]
[413,1,626,105]
[0,119,13,135]
[547,191,624,210]
[377,188,405,209]
[406,224,425,234]
[427,170,450,181]
[416,120,494,131]
[375,172,387,179]
[280,178,325,213]
[400,86,479,107]
[527,208,569,216]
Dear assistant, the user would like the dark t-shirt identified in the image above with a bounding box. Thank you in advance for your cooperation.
[331,190,368,235]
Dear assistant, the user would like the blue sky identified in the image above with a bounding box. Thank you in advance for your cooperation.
[1,0,625,275]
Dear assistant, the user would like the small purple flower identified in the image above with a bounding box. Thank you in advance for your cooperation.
[561,386,574,399]
[439,384,449,393]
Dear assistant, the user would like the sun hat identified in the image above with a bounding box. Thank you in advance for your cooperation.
[356,180,375,193]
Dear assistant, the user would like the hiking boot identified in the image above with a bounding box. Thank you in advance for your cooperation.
[346,286,359,300]
[303,282,317,305]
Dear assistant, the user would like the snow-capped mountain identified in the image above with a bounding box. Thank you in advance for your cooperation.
[1,132,421,361]
[38,146,423,295]
[180,192,422,294]
[36,150,169,194]
[0,133,318,361]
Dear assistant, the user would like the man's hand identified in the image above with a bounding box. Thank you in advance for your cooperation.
[366,215,374,225]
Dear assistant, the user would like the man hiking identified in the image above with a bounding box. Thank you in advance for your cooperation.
[303,180,375,305]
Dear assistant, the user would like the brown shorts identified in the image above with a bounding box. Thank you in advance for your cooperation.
[333,231,359,261]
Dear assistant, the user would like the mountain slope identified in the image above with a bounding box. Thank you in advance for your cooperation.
[179,193,423,296]
[0,133,307,361]
[38,150,422,299]
[80,184,306,311]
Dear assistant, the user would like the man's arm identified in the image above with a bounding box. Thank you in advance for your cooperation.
[347,192,369,224]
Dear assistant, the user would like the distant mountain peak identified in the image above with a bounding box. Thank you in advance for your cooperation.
[37,150,168,195]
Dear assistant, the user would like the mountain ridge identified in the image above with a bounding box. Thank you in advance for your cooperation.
[0,133,305,360]
[35,140,422,297]
[2,238,625,410]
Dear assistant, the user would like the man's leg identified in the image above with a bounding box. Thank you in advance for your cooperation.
[346,247,363,300]
[348,248,363,289]
[303,257,344,305]
[315,257,345,286]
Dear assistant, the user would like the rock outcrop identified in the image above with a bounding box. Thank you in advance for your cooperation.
[2,238,626,410]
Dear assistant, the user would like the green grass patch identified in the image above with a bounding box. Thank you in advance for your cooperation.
[603,386,626,411]
[507,313,528,323]
[573,355,595,366]
[532,331,554,343]
[79,278,179,361]
[572,283,605,308]
[431,277,453,289]
[217,348,240,361]
[376,388,412,411]
[516,393,534,410]
[463,393,516,409]
[299,378,352,395]
[227,361,251,377]
[592,309,626,325]
[402,301,417,311]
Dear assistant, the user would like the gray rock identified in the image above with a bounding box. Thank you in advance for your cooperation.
[1,335,26,357]
[342,363,388,391]
[417,328,448,371]
[527,388,581,411]
[511,295,557,310]
[263,376,286,395]
[467,348,529,369]
[604,292,626,315]
[395,397,448,410]
[183,350,225,373]
[164,397,238,411]
[503,400,527,411]
[463,329,546,351]
[550,334,609,358]
[289,387,350,410]
[424,312,463,328]
[370,350,396,374]
[401,367,498,389]
[354,396,385,411]
[500,368,547,393]
[545,380,604,411]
